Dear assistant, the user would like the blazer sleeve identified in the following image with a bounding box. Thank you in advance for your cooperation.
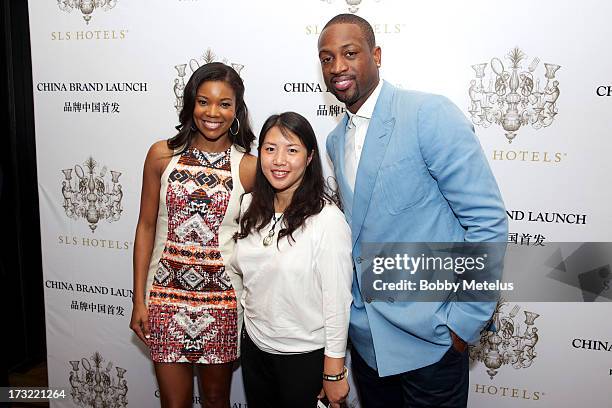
[416,95,509,343]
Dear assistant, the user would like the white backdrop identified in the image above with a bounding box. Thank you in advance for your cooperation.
[29,0,612,407]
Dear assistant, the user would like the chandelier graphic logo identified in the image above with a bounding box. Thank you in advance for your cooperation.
[470,300,540,379]
[468,47,561,143]
[68,352,128,407]
[61,157,123,232]
[173,48,244,115]
[319,0,381,14]
[56,0,118,24]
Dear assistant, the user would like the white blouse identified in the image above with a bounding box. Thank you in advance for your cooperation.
[230,194,353,358]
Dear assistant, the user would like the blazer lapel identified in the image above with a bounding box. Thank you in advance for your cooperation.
[351,82,396,249]
[330,115,354,222]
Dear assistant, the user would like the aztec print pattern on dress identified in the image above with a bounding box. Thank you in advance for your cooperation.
[148,146,238,364]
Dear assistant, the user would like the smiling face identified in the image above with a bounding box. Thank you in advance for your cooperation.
[192,80,236,145]
[260,126,313,197]
[318,22,381,113]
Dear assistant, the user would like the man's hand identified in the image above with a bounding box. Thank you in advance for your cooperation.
[450,330,467,353]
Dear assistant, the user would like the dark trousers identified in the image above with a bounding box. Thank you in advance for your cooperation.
[351,345,469,408]
[241,329,324,408]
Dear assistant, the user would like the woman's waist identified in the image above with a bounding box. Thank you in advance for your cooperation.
[148,285,237,306]
[244,317,325,354]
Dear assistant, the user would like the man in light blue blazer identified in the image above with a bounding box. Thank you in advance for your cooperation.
[318,14,508,408]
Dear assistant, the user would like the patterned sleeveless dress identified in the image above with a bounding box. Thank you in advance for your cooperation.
[145,145,245,364]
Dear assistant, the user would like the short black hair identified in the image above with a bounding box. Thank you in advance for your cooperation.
[322,14,376,49]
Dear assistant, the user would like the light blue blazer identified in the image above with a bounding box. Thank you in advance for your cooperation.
[326,81,508,376]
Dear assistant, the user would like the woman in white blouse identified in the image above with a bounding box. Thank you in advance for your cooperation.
[231,112,353,408]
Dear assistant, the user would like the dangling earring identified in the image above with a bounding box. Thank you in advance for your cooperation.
[190,123,197,133]
[229,117,240,136]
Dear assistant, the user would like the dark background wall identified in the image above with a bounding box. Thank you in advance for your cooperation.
[1,0,45,383]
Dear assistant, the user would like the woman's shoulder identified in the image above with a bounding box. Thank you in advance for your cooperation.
[143,140,175,176]
[238,154,257,193]
[241,192,253,205]
[240,152,257,163]
[315,202,347,225]
[147,139,174,159]
[238,192,253,214]
[310,203,351,248]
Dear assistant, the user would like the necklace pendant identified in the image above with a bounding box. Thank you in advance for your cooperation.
[263,213,282,247]
[263,235,273,246]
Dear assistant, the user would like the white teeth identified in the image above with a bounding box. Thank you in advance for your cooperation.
[203,121,222,129]
[334,79,352,90]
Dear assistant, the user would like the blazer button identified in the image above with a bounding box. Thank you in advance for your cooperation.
[387,297,395,303]
[365,296,372,303]
[356,257,363,264]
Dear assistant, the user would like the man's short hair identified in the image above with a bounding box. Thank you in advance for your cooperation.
[322,14,376,49]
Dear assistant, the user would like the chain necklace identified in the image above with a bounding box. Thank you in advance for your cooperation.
[263,213,283,247]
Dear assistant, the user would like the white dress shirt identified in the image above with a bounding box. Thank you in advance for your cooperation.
[230,194,353,358]
[345,80,384,190]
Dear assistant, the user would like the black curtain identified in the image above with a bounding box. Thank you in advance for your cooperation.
[1,0,45,376]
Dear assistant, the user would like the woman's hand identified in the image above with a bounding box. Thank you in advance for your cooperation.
[319,377,349,408]
[129,301,150,345]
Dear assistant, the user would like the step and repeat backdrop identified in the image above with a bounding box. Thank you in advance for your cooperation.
[29,0,611,407]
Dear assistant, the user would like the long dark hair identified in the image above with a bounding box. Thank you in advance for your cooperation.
[236,112,334,244]
[168,62,255,153]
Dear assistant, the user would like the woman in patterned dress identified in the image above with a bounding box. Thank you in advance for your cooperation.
[130,62,257,408]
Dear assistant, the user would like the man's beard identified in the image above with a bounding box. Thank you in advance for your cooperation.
[330,83,361,108]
